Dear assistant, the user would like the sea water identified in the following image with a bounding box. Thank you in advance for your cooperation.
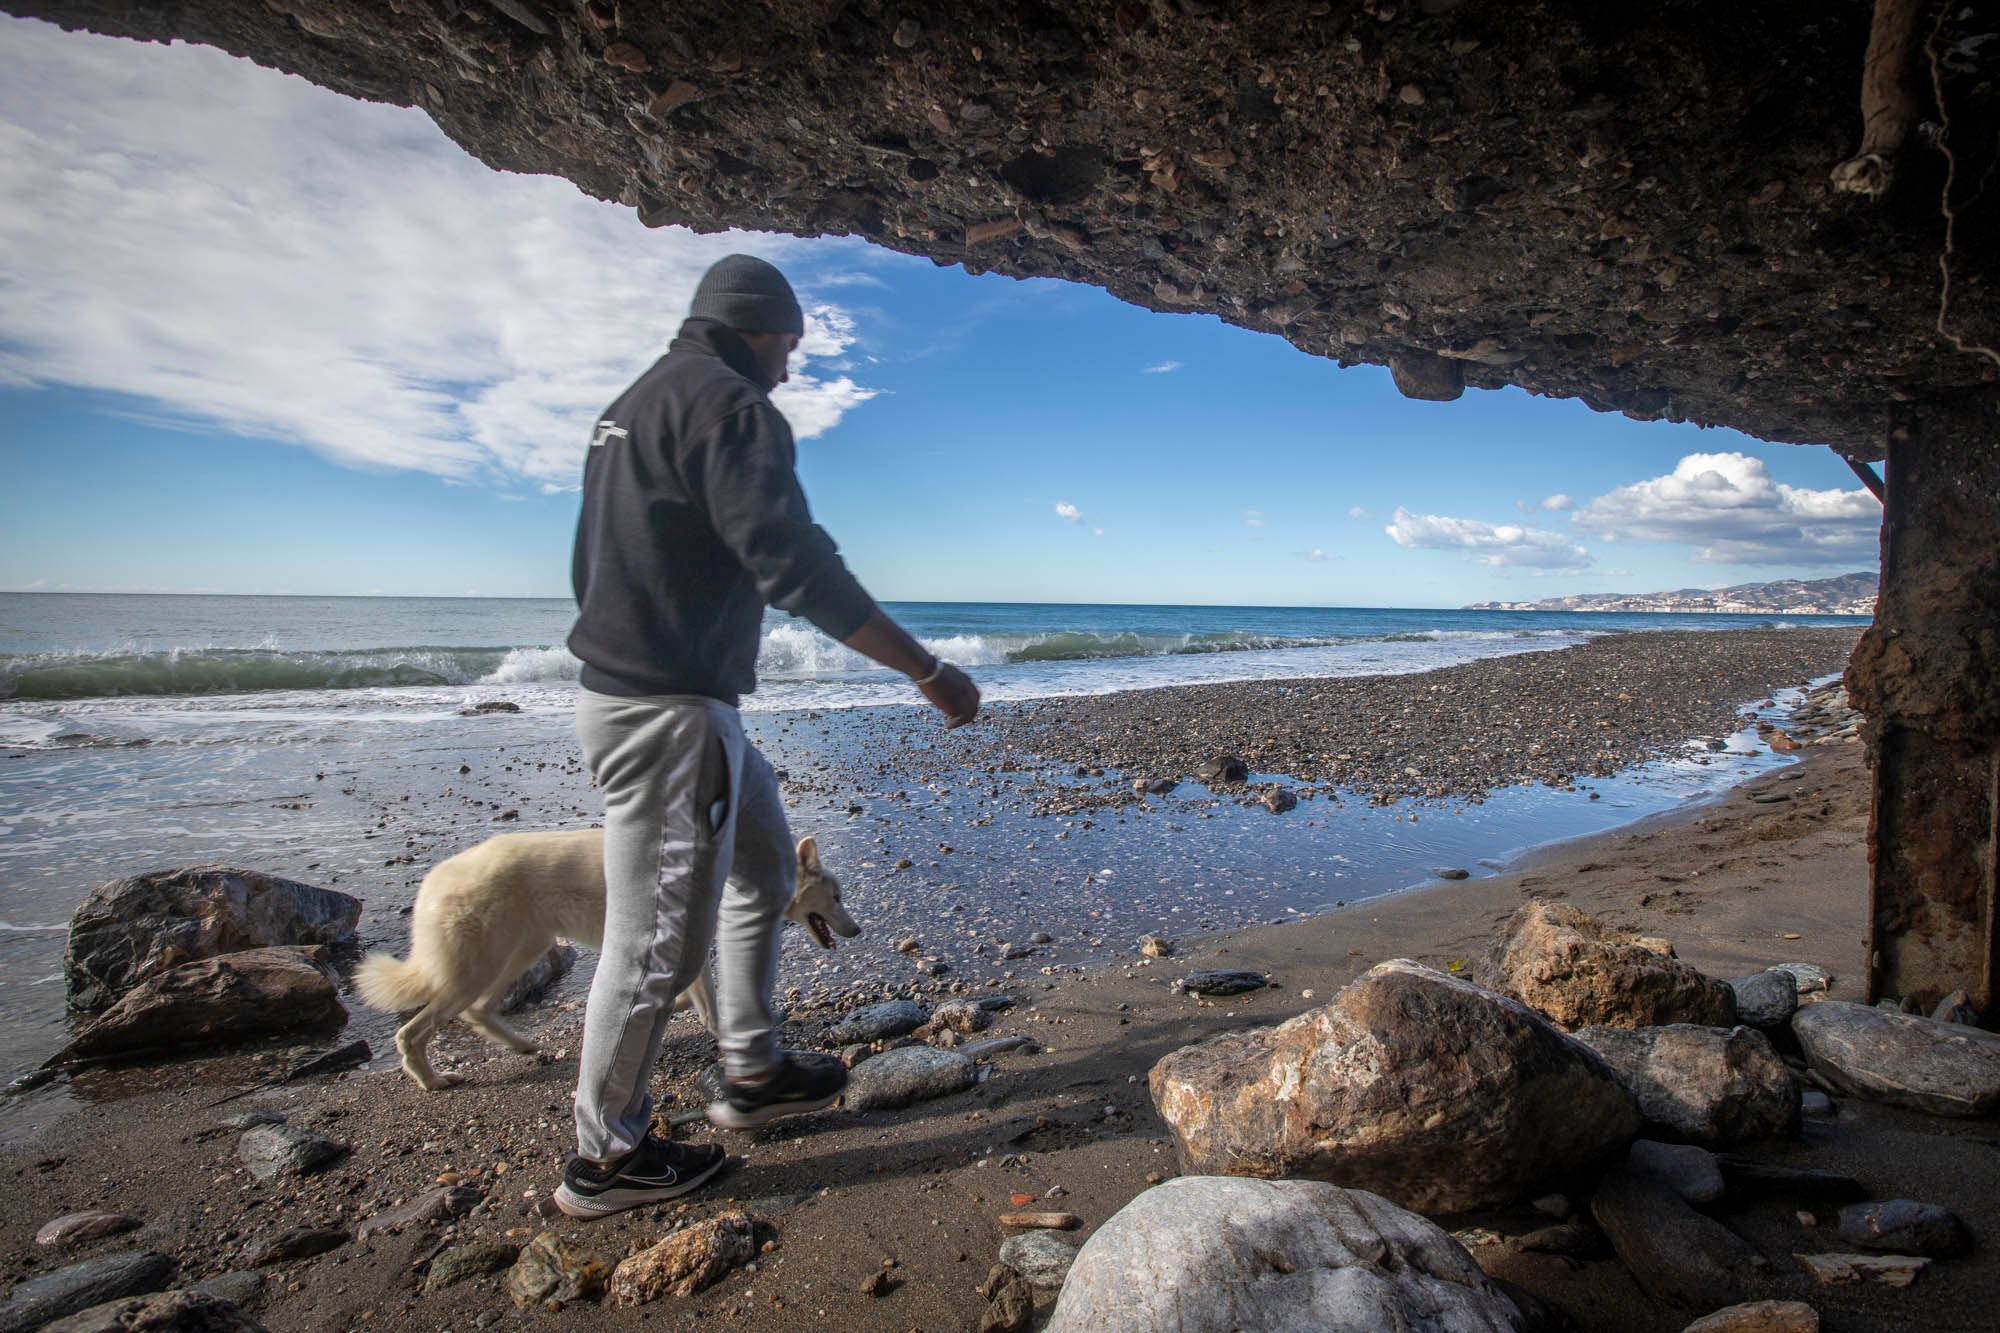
[0,594,1861,1092]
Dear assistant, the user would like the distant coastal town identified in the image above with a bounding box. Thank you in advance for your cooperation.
[1464,570,1877,616]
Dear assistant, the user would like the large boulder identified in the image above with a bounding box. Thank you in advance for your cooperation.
[0,1252,177,1333]
[66,867,360,1014]
[1150,960,1639,1214]
[37,1289,266,1333]
[55,947,345,1064]
[1045,1177,1529,1332]
[1486,902,1736,1030]
[1791,1002,2000,1116]
[1573,1024,1800,1146]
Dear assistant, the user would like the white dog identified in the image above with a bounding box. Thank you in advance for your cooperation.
[355,830,857,1091]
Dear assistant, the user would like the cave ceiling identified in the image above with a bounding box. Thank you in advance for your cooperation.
[10,0,1999,460]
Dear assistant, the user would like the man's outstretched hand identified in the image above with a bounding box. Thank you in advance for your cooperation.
[920,662,981,729]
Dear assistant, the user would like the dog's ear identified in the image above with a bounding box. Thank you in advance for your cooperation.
[796,835,820,874]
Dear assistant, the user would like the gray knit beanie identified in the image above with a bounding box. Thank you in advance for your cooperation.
[688,254,805,336]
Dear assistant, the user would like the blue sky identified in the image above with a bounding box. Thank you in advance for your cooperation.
[0,18,1879,609]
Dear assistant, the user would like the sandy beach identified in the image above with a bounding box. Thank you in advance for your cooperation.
[10,626,1990,1332]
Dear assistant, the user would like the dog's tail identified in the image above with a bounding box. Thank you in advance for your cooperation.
[353,951,433,1013]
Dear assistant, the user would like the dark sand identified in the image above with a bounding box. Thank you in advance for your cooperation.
[10,627,1992,1332]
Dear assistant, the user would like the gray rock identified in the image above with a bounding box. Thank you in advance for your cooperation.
[998,1231,1078,1290]
[1800,1089,1835,1118]
[218,1110,284,1131]
[500,943,576,1013]
[1487,902,1736,1030]
[1627,1140,1724,1206]
[1791,1001,2000,1116]
[237,1123,347,1181]
[1178,969,1266,996]
[190,1272,266,1311]
[1434,867,1472,880]
[64,866,359,1013]
[1510,1222,1608,1258]
[241,1227,348,1267]
[1194,754,1248,783]
[826,999,927,1044]
[1152,961,1637,1214]
[1835,1200,1968,1257]
[354,1184,484,1239]
[1592,1172,1761,1309]
[1728,971,1799,1030]
[505,1231,609,1307]
[1930,989,1980,1025]
[1769,962,1832,996]
[1044,1177,1526,1332]
[959,1035,1037,1061]
[842,1045,976,1111]
[1259,788,1297,814]
[1574,1023,1799,1146]
[57,947,345,1063]
[425,1240,521,1292]
[34,1212,140,1248]
[38,1288,266,1333]
[0,1251,176,1333]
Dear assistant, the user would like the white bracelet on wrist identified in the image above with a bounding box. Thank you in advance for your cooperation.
[912,657,948,687]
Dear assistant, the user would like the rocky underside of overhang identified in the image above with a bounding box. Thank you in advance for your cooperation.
[9,0,1998,454]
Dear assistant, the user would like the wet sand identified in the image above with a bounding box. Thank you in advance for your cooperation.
[12,628,1991,1332]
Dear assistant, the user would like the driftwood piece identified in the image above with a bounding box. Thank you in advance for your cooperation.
[998,1211,1082,1230]
[1831,0,1926,196]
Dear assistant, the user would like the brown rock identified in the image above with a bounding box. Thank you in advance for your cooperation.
[64,867,359,1013]
[1792,1252,1929,1288]
[1573,1024,1800,1145]
[1680,1300,1820,1332]
[37,1288,266,1333]
[979,1272,1034,1333]
[1150,960,1638,1213]
[35,1213,141,1248]
[1593,1172,1761,1308]
[354,1185,483,1240]
[647,81,701,115]
[601,43,649,73]
[1387,352,1464,402]
[1487,902,1736,1029]
[966,218,1023,245]
[57,947,344,1063]
[607,1213,756,1304]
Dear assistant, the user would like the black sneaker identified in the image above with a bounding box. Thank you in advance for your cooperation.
[706,1052,848,1130]
[552,1134,726,1219]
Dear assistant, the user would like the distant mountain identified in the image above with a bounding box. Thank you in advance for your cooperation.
[1464,571,1877,616]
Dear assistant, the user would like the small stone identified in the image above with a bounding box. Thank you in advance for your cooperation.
[425,1241,520,1293]
[828,999,927,1044]
[1139,934,1173,959]
[842,1046,976,1111]
[1680,1301,1821,1333]
[1626,1140,1724,1206]
[1398,83,1426,104]
[241,1227,348,1268]
[892,18,922,48]
[1178,968,1265,996]
[860,1267,896,1297]
[1792,1252,1929,1288]
[218,1110,285,1131]
[1835,1200,1967,1257]
[238,1124,348,1181]
[1433,867,1470,880]
[1260,788,1298,814]
[1729,971,1799,1030]
[34,1213,140,1248]
[1531,1193,1571,1219]
[355,1184,484,1239]
[997,1231,1078,1289]
[608,1213,756,1304]
[507,1232,610,1307]
[1800,1089,1834,1119]
[1930,989,1980,1025]
[978,1271,1034,1333]
[1030,932,1053,945]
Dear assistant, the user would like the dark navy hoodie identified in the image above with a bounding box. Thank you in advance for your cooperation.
[568,318,877,705]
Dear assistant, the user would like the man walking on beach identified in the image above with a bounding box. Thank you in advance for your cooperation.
[557,254,980,1218]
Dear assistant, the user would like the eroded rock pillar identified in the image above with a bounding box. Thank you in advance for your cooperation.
[1848,409,2000,1015]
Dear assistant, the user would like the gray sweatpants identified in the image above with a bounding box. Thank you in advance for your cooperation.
[572,687,791,1162]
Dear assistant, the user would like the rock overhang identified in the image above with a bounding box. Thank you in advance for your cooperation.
[5,0,1995,456]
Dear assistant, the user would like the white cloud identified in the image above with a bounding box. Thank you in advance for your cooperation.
[1305,548,1328,562]
[1385,508,1591,569]
[1538,494,1574,511]
[0,19,875,493]
[1242,509,1265,528]
[1572,452,1879,565]
[1347,506,1369,520]
[1142,360,1182,374]
[1092,527,1104,538]
[1054,502,1083,523]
